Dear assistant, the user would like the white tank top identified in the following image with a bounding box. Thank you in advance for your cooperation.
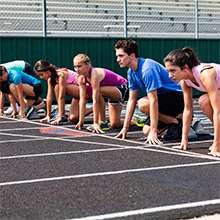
[185,63,220,92]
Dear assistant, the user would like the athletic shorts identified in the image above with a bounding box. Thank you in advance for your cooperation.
[25,84,42,101]
[157,91,184,117]
[0,81,10,94]
[108,84,128,104]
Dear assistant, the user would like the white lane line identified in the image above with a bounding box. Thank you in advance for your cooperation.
[163,139,213,146]
[0,127,47,132]
[66,199,220,220]
[95,134,220,160]
[0,132,216,160]
[0,131,49,139]
[0,116,217,161]
[0,138,46,144]
[154,145,220,161]
[0,131,137,148]
[0,131,214,160]
[0,120,24,124]
[0,161,219,186]
[0,147,132,160]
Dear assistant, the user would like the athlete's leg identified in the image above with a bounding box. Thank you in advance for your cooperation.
[138,96,179,124]
[198,94,213,122]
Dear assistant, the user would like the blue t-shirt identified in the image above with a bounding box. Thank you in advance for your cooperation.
[8,70,41,86]
[2,60,40,86]
[3,60,25,72]
[128,58,182,94]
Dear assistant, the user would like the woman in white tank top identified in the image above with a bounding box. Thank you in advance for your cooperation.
[164,47,220,157]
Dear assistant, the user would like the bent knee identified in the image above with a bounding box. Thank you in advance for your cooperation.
[137,100,149,113]
[69,114,78,123]
[198,95,210,109]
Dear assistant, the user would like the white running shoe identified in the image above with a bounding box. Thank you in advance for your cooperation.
[4,103,20,115]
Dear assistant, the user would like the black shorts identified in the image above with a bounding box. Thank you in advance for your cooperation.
[24,62,34,76]
[24,62,40,80]
[108,84,128,104]
[25,84,42,100]
[158,91,184,117]
[0,81,10,94]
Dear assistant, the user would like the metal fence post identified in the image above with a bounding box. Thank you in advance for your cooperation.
[123,0,128,38]
[42,0,47,37]
[195,0,199,39]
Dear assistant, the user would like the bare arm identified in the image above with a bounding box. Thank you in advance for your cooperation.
[76,75,87,128]
[8,94,18,117]
[15,84,27,117]
[0,91,4,115]
[145,90,161,145]
[46,79,54,118]
[116,90,138,139]
[56,74,66,118]
[180,80,193,150]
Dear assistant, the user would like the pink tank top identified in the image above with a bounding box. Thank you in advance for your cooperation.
[87,68,127,87]
[185,63,220,92]
[57,68,78,85]
[57,68,93,99]
[100,68,127,86]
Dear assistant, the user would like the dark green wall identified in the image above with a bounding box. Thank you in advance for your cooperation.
[0,37,219,97]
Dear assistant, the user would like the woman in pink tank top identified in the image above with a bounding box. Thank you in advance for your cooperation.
[73,53,128,133]
[164,47,220,157]
[34,60,92,125]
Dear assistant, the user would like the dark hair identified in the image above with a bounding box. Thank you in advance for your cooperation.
[115,39,139,57]
[0,65,7,77]
[34,60,57,87]
[163,47,200,69]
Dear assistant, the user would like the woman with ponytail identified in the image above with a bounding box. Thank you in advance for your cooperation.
[34,60,92,125]
[164,47,220,157]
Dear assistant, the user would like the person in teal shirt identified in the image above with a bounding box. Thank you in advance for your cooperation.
[0,61,43,119]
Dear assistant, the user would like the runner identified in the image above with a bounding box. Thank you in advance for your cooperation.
[164,47,220,157]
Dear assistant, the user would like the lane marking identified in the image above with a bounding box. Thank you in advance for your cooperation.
[0,127,47,132]
[94,134,220,161]
[66,199,220,220]
[163,139,213,146]
[0,132,217,161]
[0,116,218,161]
[0,161,219,186]
[154,145,220,161]
[0,147,132,160]
[0,138,45,144]
[0,131,138,148]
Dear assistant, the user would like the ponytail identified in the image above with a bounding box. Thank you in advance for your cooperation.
[164,47,200,69]
[34,60,58,87]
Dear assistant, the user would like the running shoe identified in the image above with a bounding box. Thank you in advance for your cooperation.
[26,106,39,120]
[4,103,20,115]
[132,114,148,127]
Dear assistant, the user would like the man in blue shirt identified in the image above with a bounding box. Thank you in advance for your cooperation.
[115,39,184,145]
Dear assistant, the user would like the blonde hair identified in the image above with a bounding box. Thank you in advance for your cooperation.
[73,53,91,65]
